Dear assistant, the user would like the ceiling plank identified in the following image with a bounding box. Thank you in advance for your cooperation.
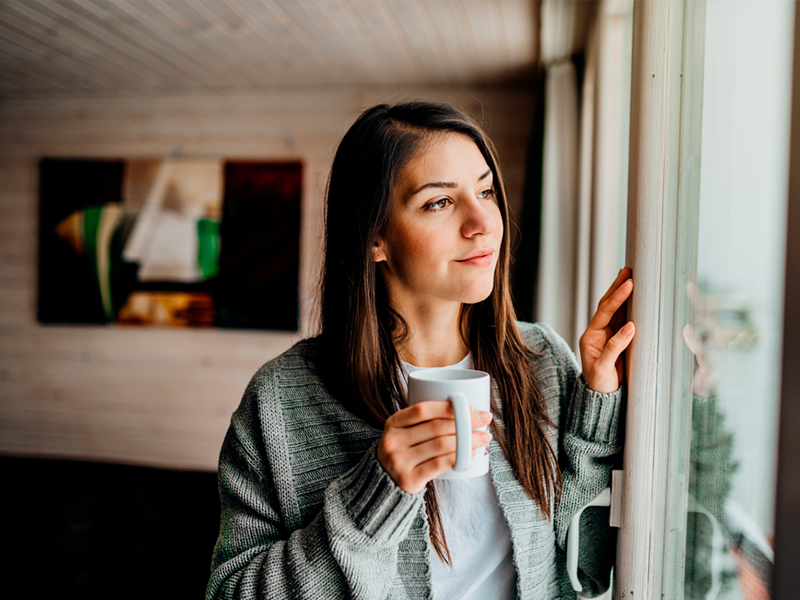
[26,0,188,88]
[0,8,122,92]
[0,45,54,95]
[347,0,424,84]
[0,2,139,91]
[183,0,292,84]
[69,0,217,89]
[491,0,511,67]
[275,0,362,82]
[131,0,256,87]
[0,0,539,99]
[105,0,244,90]
[212,0,321,84]
[195,0,305,84]
[461,0,504,76]
[255,0,343,79]
[0,27,102,95]
[341,0,422,84]
[383,0,449,81]
[497,0,539,70]
[419,0,471,84]
[452,0,486,76]
[294,0,385,83]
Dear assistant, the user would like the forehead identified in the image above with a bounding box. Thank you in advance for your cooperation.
[396,133,492,189]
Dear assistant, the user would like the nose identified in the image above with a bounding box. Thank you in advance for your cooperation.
[460,197,497,238]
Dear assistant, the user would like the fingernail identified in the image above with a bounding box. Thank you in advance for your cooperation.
[621,322,634,336]
[479,411,493,424]
[480,432,493,443]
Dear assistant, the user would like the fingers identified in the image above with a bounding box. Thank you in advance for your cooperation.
[388,400,491,430]
[410,431,491,481]
[379,402,493,494]
[406,430,492,463]
[591,321,635,382]
[400,412,490,448]
[588,277,633,332]
[387,402,491,449]
[379,426,492,494]
[582,268,635,393]
[386,400,449,429]
[683,323,703,357]
[598,266,633,306]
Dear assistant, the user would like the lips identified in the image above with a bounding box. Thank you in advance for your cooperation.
[457,247,496,266]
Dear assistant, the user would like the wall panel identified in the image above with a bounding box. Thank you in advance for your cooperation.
[0,87,534,470]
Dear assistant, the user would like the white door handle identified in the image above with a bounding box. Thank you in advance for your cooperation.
[566,470,623,593]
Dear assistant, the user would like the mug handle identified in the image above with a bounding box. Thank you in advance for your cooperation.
[449,393,471,472]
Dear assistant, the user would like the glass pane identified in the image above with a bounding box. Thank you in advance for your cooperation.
[682,1,793,598]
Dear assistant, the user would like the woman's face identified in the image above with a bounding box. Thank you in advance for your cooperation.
[374,133,504,315]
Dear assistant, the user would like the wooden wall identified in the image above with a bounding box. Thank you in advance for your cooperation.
[0,87,534,471]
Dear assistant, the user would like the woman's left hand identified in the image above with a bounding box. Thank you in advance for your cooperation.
[579,266,635,394]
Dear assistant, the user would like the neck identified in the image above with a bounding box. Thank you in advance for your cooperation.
[394,303,468,367]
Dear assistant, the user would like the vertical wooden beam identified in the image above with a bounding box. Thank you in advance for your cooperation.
[774,4,800,597]
[616,0,703,596]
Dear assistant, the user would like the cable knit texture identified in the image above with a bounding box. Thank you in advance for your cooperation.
[207,322,623,599]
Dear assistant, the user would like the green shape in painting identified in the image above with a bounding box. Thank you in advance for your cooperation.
[197,218,221,280]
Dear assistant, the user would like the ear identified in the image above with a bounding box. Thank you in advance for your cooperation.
[373,238,387,263]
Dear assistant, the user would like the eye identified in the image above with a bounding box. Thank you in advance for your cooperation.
[423,198,452,212]
[477,188,496,200]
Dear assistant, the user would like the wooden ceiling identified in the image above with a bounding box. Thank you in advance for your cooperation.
[0,0,540,100]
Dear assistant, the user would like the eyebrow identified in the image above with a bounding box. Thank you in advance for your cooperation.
[407,169,493,199]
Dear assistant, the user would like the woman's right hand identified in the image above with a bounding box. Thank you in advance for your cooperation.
[377,401,493,494]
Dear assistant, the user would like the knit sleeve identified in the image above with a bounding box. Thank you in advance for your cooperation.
[684,395,740,598]
[529,323,623,598]
[205,372,424,600]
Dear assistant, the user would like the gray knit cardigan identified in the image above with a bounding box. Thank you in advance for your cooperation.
[207,322,623,600]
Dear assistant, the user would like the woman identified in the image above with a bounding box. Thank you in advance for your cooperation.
[206,101,634,600]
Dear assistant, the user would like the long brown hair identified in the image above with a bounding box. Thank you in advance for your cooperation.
[318,101,561,563]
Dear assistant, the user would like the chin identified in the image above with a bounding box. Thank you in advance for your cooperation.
[459,282,495,305]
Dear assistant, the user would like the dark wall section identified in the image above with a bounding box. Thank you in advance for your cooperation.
[511,73,545,323]
[1,457,220,600]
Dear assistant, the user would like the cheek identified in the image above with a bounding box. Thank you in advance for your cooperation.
[399,235,444,278]
[385,219,448,269]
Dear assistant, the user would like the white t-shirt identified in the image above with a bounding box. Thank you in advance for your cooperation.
[401,357,517,600]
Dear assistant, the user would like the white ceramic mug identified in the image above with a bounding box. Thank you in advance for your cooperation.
[407,369,491,479]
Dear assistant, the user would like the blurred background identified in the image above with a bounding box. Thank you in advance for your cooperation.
[0,1,795,599]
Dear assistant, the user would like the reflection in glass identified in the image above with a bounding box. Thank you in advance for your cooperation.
[683,1,793,598]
